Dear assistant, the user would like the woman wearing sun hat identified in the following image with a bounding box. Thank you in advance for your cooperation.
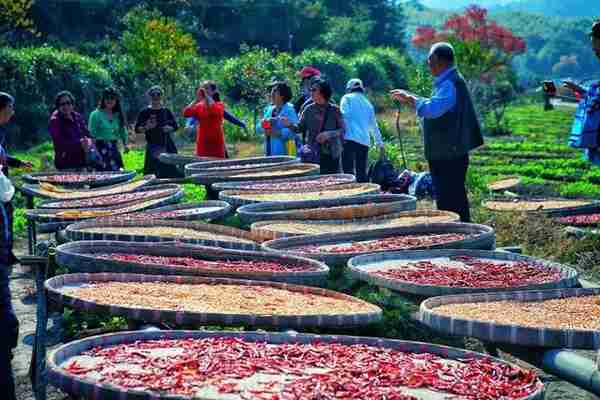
[340,78,385,182]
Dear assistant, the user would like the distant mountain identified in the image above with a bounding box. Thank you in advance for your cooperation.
[411,0,600,17]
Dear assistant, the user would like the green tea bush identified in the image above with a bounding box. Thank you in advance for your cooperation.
[0,46,112,148]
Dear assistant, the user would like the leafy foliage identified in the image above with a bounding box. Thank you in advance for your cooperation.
[0,46,112,147]
[319,8,374,55]
[0,0,36,37]
[294,49,355,96]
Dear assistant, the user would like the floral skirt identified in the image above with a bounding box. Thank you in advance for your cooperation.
[95,140,123,171]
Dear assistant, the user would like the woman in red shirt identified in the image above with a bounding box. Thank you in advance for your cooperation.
[183,81,226,158]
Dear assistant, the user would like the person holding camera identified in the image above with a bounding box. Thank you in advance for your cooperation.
[135,85,181,178]
[391,42,483,222]
[183,81,226,159]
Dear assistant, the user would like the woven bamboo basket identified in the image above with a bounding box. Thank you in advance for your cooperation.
[21,170,136,188]
[184,155,298,175]
[56,240,329,286]
[348,249,578,297]
[47,330,544,400]
[45,273,381,328]
[483,197,600,217]
[237,194,417,225]
[65,219,260,250]
[487,176,522,192]
[20,175,156,200]
[251,210,460,241]
[262,223,496,267]
[220,183,381,208]
[26,190,183,224]
[190,163,319,185]
[421,287,600,349]
[123,201,233,222]
[159,152,217,168]
[37,184,182,209]
[211,173,356,192]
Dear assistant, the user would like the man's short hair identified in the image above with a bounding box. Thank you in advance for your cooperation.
[591,20,600,39]
[429,42,455,65]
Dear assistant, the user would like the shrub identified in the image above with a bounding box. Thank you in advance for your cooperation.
[349,53,390,92]
[0,46,112,148]
[360,47,411,89]
[294,49,355,97]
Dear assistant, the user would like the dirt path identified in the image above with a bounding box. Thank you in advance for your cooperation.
[8,235,600,399]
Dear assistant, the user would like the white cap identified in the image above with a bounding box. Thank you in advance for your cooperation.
[346,78,364,91]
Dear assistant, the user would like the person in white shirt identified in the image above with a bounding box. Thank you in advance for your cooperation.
[340,79,385,182]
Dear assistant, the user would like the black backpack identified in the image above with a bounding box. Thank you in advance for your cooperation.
[368,158,398,189]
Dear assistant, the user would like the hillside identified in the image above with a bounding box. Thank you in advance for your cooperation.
[404,2,598,81]
[415,0,600,17]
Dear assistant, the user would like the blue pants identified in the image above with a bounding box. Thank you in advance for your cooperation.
[0,265,18,400]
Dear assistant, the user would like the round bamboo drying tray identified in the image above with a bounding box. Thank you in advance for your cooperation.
[190,163,319,185]
[26,190,183,224]
[22,170,136,188]
[483,198,600,216]
[420,287,600,349]
[487,176,522,192]
[262,223,495,267]
[65,219,259,251]
[212,173,356,192]
[47,330,544,400]
[185,156,298,176]
[45,273,381,329]
[159,153,217,168]
[348,249,578,297]
[20,175,156,200]
[37,184,182,209]
[237,194,417,225]
[56,240,329,286]
[123,201,233,222]
[251,210,459,241]
[220,183,380,208]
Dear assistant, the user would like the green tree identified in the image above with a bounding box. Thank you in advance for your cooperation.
[319,7,374,55]
[121,6,197,100]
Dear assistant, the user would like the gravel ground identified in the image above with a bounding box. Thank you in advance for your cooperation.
[8,237,600,400]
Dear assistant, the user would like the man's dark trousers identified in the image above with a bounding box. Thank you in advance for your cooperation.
[428,154,470,222]
[0,265,18,400]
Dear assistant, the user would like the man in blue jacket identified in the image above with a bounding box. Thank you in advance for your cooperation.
[391,42,483,222]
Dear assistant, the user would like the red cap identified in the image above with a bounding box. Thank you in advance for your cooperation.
[298,66,321,79]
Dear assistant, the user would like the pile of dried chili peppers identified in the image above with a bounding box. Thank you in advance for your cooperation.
[96,253,318,273]
[48,189,171,208]
[243,176,350,191]
[373,256,563,288]
[296,233,469,254]
[557,213,600,226]
[63,337,541,399]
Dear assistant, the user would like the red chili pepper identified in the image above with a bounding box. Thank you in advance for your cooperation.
[96,253,318,273]
[66,338,542,399]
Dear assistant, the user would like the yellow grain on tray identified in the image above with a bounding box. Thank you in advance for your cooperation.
[76,226,254,243]
[485,200,589,211]
[233,187,373,202]
[263,214,456,235]
[65,282,379,315]
[38,198,166,219]
[36,179,149,199]
[433,295,600,331]
[230,167,310,178]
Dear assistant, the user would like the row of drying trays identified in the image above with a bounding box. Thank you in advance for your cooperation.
[18,155,600,400]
